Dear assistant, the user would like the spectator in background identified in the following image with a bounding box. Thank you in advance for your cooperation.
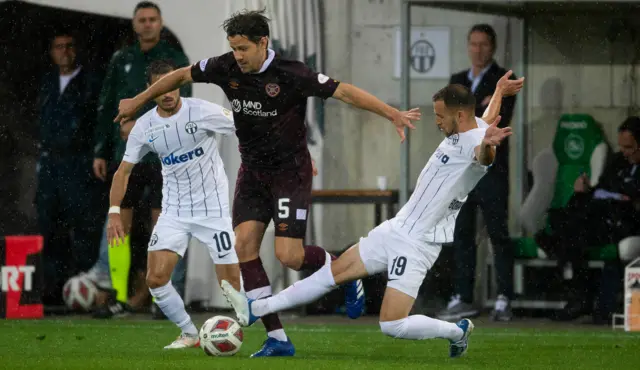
[437,24,517,322]
[0,123,34,236]
[36,29,105,305]
[91,1,192,319]
[537,117,640,322]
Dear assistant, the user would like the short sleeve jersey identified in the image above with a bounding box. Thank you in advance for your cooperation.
[191,50,339,169]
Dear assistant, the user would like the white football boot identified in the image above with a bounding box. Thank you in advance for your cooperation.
[163,333,200,349]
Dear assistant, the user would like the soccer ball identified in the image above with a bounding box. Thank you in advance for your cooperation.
[63,275,97,311]
[199,315,244,357]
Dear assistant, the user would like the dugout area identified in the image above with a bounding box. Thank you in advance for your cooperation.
[400,0,640,314]
[0,0,188,307]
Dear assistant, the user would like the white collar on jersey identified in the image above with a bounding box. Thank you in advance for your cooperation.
[254,48,275,74]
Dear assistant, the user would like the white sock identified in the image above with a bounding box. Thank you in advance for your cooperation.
[149,282,198,336]
[267,329,287,342]
[245,285,288,342]
[380,316,463,341]
[252,264,336,317]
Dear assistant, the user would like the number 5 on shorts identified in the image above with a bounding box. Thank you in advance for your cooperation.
[389,256,407,277]
[278,198,290,219]
[213,231,232,255]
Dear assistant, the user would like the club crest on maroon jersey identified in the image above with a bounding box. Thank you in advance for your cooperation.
[265,83,280,97]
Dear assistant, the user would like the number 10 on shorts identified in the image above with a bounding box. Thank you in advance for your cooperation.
[213,231,232,256]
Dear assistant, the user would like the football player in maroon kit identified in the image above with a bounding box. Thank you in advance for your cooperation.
[114,9,420,357]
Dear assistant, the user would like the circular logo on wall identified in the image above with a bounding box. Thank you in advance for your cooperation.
[564,133,585,160]
[231,99,241,112]
[185,122,198,134]
[410,39,436,73]
[265,83,280,97]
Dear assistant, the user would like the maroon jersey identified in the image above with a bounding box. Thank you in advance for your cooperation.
[191,51,339,169]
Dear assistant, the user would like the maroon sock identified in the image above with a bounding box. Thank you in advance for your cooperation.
[301,245,336,272]
[239,258,283,333]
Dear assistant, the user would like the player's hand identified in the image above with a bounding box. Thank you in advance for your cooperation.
[573,173,590,193]
[496,70,525,97]
[93,158,107,182]
[482,116,512,146]
[107,213,125,247]
[392,108,421,143]
[114,97,143,124]
[311,158,318,176]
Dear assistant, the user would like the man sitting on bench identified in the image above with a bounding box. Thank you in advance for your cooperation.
[536,117,640,322]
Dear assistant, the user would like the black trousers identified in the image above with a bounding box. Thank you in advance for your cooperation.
[538,193,637,298]
[453,170,513,303]
[36,155,107,303]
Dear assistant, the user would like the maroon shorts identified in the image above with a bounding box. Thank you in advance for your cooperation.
[232,155,312,239]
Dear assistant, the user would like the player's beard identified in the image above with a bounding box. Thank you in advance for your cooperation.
[446,119,459,137]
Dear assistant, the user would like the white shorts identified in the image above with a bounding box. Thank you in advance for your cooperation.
[358,220,441,298]
[147,215,239,265]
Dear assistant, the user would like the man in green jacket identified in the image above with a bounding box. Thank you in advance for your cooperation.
[92,1,192,319]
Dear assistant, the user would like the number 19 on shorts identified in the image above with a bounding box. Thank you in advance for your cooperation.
[389,256,407,278]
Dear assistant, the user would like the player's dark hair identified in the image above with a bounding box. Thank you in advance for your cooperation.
[432,84,476,110]
[147,59,176,84]
[222,8,270,44]
[619,116,640,143]
[468,23,497,51]
[134,1,161,16]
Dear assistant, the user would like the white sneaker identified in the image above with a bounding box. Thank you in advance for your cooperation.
[491,295,513,322]
[220,280,250,326]
[163,333,199,349]
[82,269,112,290]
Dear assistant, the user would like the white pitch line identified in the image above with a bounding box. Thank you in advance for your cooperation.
[3,321,640,339]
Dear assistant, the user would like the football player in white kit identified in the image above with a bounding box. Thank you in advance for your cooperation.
[107,60,245,349]
[222,71,524,358]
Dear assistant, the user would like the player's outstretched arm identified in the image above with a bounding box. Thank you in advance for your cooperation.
[474,116,512,166]
[481,88,504,126]
[481,70,524,125]
[107,161,135,246]
[114,66,194,124]
[331,83,421,142]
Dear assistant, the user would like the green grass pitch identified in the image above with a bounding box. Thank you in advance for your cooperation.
[1,317,638,369]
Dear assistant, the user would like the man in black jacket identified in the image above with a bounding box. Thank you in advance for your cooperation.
[37,29,105,304]
[538,117,640,322]
[437,24,517,322]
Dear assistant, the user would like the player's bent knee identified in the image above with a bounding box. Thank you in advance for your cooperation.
[275,247,302,270]
[146,272,171,289]
[233,233,261,261]
[379,319,408,339]
[274,239,305,270]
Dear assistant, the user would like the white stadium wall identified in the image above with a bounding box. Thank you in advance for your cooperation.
[321,0,638,248]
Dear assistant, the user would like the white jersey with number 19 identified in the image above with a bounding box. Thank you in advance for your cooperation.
[123,97,235,218]
[392,117,490,244]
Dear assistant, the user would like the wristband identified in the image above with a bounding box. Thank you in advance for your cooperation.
[108,206,121,214]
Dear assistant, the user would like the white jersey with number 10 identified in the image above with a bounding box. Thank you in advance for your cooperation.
[123,98,235,218]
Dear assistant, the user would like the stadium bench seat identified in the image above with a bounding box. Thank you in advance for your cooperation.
[515,113,615,261]
[481,114,618,310]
